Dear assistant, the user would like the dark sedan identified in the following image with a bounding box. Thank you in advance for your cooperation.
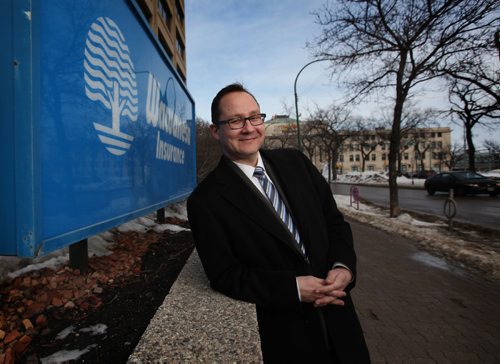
[424,171,500,197]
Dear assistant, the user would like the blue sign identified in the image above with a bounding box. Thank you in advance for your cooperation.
[1,0,196,257]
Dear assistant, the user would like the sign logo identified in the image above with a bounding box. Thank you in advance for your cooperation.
[84,17,138,156]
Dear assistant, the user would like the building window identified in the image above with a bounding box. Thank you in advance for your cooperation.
[339,155,344,162]
[355,154,360,161]
[176,34,184,59]
[438,141,442,148]
[431,141,436,148]
[159,0,172,27]
[404,152,409,160]
[349,155,354,162]
[352,166,358,172]
[438,132,442,137]
[175,0,184,23]
[367,165,375,171]
[371,154,376,161]
[382,153,386,161]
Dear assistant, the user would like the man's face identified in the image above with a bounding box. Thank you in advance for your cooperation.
[210,91,265,166]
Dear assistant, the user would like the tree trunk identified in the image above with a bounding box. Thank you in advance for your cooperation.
[397,152,402,175]
[389,54,409,217]
[466,126,476,171]
[328,151,332,183]
[332,150,338,180]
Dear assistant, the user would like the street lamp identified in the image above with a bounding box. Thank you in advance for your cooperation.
[293,58,332,151]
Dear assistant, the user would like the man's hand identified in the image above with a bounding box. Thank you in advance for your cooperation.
[312,268,352,307]
[296,276,328,303]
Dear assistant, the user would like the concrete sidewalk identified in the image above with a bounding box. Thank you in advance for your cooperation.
[129,221,500,363]
[350,220,500,363]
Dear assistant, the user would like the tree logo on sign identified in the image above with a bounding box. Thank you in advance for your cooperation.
[84,17,138,156]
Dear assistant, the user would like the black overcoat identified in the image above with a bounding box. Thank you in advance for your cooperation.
[187,149,370,363]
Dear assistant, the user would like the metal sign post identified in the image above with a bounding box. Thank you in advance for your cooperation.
[350,186,360,210]
[69,239,89,274]
[443,189,457,231]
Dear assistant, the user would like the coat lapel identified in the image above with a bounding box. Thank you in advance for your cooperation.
[261,151,312,252]
[213,157,305,258]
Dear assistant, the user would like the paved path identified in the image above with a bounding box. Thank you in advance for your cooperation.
[129,221,500,363]
[350,220,500,363]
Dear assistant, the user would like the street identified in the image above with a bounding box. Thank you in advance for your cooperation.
[332,183,500,231]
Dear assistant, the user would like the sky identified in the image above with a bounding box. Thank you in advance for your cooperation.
[184,0,498,149]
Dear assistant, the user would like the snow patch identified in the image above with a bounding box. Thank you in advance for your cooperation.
[79,323,108,336]
[55,326,76,340]
[40,345,97,363]
[153,224,190,233]
[333,171,426,187]
[55,324,107,342]
[8,255,69,280]
[411,252,450,271]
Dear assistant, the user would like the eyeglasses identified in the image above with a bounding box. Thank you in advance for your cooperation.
[215,113,266,130]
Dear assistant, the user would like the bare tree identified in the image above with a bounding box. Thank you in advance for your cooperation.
[301,122,322,161]
[448,78,500,171]
[310,0,498,216]
[484,139,500,168]
[484,139,500,156]
[307,105,355,181]
[442,27,500,107]
[442,143,462,171]
[195,118,221,182]
[265,124,298,149]
[350,119,381,172]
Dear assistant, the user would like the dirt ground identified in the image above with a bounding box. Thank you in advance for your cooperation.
[18,227,194,363]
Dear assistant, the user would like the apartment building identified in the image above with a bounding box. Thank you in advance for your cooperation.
[136,0,187,82]
[338,127,452,174]
[264,115,452,174]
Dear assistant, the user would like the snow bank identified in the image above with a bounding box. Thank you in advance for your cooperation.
[335,195,500,281]
[333,171,426,187]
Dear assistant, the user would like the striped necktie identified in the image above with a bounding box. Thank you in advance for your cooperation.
[253,166,306,255]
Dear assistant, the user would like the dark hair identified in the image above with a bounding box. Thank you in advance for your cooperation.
[210,83,260,123]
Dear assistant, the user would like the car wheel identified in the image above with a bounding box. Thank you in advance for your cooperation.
[426,188,435,196]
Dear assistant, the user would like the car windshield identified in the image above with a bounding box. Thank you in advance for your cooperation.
[454,171,486,180]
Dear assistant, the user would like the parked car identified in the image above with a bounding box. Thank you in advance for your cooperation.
[424,171,500,197]
[404,170,437,179]
[480,169,500,181]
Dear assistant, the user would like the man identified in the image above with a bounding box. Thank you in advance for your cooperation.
[187,83,370,363]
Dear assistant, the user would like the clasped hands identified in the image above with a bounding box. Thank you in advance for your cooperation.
[297,268,352,307]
